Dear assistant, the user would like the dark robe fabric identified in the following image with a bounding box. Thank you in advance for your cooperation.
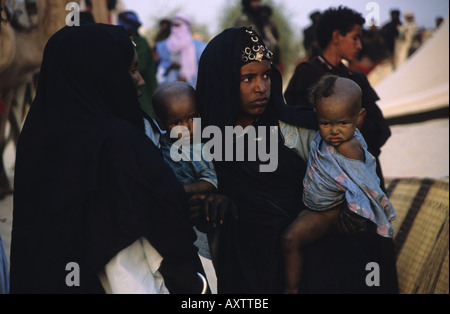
[10,24,203,294]
[196,27,398,294]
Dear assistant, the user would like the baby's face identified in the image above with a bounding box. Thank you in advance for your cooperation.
[163,94,197,141]
[315,95,360,148]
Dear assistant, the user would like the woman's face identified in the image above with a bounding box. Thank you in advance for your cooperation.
[129,52,145,98]
[238,60,272,127]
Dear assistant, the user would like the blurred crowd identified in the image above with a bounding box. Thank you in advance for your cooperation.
[76,1,445,118]
[352,9,444,75]
[337,9,439,77]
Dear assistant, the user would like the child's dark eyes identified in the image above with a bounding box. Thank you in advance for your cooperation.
[319,122,350,126]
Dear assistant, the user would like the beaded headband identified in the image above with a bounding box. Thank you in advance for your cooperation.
[241,28,273,64]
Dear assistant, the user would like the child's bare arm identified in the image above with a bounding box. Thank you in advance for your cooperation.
[336,137,364,161]
[184,180,217,196]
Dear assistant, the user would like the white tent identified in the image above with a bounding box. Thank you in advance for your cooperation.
[374,17,449,179]
[375,18,449,119]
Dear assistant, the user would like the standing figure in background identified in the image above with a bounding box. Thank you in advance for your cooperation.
[259,5,282,73]
[154,19,172,44]
[380,9,402,61]
[153,19,172,73]
[155,14,206,87]
[118,11,158,118]
[303,11,322,61]
[234,0,264,35]
[394,10,418,68]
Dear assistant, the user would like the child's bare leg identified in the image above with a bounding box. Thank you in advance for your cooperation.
[282,207,340,294]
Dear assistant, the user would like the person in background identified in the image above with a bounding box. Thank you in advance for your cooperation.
[394,10,419,68]
[155,14,206,87]
[118,11,158,118]
[259,4,282,73]
[234,0,264,35]
[153,19,172,68]
[154,18,172,44]
[380,9,402,60]
[303,11,322,61]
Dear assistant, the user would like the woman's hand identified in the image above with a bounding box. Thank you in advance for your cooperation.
[188,193,238,232]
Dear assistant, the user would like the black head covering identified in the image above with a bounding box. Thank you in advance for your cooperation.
[10,24,201,293]
[33,23,143,132]
[196,27,317,135]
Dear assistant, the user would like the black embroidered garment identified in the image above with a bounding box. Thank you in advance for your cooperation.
[10,24,202,294]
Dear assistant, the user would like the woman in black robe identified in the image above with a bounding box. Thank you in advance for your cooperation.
[196,27,398,294]
[10,23,205,294]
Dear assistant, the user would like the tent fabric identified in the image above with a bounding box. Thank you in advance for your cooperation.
[374,18,449,119]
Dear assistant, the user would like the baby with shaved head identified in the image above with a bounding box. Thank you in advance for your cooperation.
[282,75,396,294]
[311,75,366,160]
[152,81,197,137]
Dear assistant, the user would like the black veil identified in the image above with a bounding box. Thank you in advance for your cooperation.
[10,24,202,293]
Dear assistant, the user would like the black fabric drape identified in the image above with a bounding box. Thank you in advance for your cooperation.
[10,24,202,294]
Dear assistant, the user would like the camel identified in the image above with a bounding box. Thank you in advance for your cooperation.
[0,0,125,197]
[1,0,73,197]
